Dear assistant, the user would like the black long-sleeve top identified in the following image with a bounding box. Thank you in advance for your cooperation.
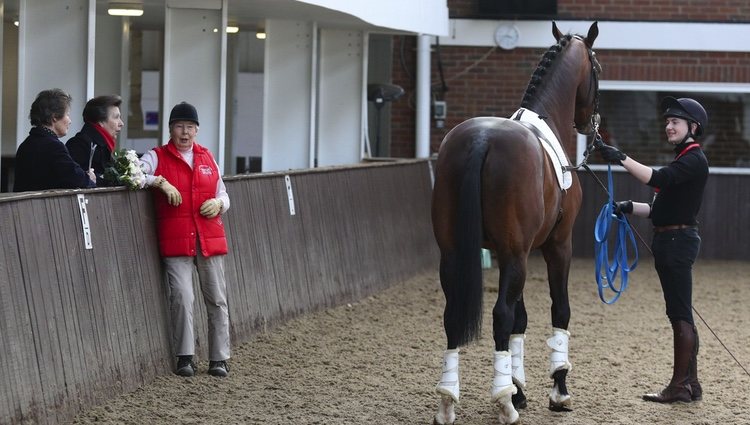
[66,123,114,186]
[13,127,95,192]
[647,142,708,227]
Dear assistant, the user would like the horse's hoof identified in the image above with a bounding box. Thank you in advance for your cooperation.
[434,395,456,424]
[433,415,454,425]
[548,399,573,412]
[495,394,520,424]
[549,379,571,412]
[512,388,527,409]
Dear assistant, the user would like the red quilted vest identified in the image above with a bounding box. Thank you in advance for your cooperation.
[153,141,228,257]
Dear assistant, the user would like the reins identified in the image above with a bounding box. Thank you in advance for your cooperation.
[567,136,640,304]
[592,164,638,304]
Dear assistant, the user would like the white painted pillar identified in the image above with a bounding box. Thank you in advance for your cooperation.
[360,32,370,161]
[308,22,318,169]
[1,20,16,160]
[415,34,431,158]
[85,0,95,99]
[262,20,314,172]
[317,28,365,167]
[0,2,4,161]
[17,0,94,145]
[119,19,131,147]
[163,0,227,169]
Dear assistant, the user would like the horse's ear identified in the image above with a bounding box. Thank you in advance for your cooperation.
[552,21,563,41]
[584,22,599,48]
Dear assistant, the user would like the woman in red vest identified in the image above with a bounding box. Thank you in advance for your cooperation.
[140,102,231,378]
[598,97,709,403]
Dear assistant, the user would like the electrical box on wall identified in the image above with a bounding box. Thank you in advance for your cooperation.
[433,101,447,119]
[433,100,447,128]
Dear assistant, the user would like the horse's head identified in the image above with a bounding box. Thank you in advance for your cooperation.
[553,22,601,136]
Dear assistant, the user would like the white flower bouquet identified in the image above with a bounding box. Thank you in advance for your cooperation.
[104,149,145,190]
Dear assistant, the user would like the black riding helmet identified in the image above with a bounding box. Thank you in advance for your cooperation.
[169,101,199,126]
[661,96,707,136]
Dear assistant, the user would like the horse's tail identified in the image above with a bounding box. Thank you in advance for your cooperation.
[441,136,489,347]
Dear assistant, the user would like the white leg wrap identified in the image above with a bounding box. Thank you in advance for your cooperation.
[492,350,520,424]
[547,327,572,378]
[509,334,526,389]
[491,350,517,402]
[436,349,460,402]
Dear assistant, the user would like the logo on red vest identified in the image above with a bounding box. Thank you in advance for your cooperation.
[198,165,214,175]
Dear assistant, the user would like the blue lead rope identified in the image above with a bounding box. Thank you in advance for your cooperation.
[593,165,639,304]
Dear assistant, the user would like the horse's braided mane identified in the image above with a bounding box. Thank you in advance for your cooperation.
[520,34,574,109]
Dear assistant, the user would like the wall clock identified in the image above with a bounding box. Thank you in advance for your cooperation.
[494,24,520,50]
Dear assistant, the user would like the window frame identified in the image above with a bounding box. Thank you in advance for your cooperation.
[577,80,750,175]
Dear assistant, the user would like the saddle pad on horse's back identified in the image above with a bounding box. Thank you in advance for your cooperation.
[511,108,572,190]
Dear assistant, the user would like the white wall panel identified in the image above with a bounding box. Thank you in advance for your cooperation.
[232,72,264,162]
[94,15,123,97]
[317,28,364,167]
[17,0,90,145]
[163,6,224,164]
[262,19,313,172]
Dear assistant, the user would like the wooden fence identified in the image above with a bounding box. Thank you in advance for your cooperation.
[0,160,438,425]
[572,168,750,261]
[2,160,747,424]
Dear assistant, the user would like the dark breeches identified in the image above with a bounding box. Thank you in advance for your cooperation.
[651,228,701,325]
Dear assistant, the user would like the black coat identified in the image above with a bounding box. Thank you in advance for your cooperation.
[13,127,95,192]
[66,123,114,187]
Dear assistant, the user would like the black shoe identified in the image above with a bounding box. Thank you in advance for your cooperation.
[175,356,196,377]
[642,384,692,403]
[208,360,229,377]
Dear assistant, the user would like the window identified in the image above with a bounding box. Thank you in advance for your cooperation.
[583,81,750,171]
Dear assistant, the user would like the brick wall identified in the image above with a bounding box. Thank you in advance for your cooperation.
[389,0,750,158]
[391,39,551,156]
[451,0,750,21]
[557,0,750,21]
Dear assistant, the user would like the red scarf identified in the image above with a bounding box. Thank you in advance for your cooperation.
[91,122,116,152]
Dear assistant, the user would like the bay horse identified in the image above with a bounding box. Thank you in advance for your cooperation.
[432,22,601,425]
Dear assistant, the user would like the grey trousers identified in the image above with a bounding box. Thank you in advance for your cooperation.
[163,247,230,361]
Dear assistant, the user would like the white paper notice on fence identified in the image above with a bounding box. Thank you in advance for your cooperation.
[284,175,296,216]
[76,194,93,249]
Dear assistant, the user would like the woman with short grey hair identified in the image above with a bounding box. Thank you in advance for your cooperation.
[13,88,96,192]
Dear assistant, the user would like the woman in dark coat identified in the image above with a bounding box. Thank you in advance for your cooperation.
[13,88,96,192]
[66,95,124,186]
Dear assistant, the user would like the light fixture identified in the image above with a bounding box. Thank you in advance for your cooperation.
[255,28,266,40]
[13,20,19,27]
[107,2,144,17]
[213,26,239,34]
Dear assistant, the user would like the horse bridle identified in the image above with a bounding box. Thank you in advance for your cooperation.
[565,41,603,170]
[578,42,603,161]
[577,40,601,136]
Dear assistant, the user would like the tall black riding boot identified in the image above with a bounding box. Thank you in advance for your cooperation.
[688,325,702,400]
[643,320,695,403]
